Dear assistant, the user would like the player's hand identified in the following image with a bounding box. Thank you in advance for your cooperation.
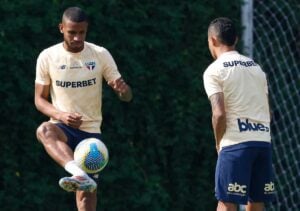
[108,77,132,102]
[59,112,83,129]
[108,77,129,94]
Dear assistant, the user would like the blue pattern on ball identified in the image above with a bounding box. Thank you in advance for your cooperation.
[84,143,105,171]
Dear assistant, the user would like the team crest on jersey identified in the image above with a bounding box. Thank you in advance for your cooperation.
[59,65,66,70]
[85,61,96,70]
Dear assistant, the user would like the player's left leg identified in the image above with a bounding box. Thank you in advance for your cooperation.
[76,190,97,211]
[245,202,264,211]
[56,124,102,193]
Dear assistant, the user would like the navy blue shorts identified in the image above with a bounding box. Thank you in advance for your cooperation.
[215,141,275,204]
[56,123,102,181]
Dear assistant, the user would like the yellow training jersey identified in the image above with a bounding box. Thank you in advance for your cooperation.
[35,42,121,133]
[203,51,271,149]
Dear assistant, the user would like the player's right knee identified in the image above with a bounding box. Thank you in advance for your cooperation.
[36,122,56,142]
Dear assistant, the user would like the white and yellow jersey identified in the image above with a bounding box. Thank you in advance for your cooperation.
[203,51,271,148]
[35,42,121,133]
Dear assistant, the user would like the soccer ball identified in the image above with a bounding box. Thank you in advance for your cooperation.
[74,138,109,174]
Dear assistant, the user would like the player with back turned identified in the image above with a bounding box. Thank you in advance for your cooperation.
[203,17,275,211]
[34,7,132,211]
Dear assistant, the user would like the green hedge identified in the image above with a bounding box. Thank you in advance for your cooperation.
[0,0,240,210]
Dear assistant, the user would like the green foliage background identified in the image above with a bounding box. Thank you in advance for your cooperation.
[0,0,240,210]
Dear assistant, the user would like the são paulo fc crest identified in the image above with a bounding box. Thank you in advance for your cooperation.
[85,61,96,70]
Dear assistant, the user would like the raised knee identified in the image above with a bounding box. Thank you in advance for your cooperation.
[36,122,56,142]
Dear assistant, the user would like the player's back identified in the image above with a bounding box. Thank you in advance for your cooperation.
[219,51,270,123]
[204,51,271,147]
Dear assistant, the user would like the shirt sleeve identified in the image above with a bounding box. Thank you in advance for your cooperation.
[35,51,51,85]
[203,66,223,98]
[100,49,121,83]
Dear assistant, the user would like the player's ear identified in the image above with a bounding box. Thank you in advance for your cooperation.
[58,23,63,33]
[211,36,219,47]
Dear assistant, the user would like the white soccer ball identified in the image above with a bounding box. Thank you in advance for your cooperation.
[74,138,109,174]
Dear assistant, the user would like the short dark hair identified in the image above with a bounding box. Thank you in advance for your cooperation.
[208,17,237,46]
[62,7,88,23]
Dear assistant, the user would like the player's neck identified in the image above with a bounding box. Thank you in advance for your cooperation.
[63,42,84,53]
[215,46,236,58]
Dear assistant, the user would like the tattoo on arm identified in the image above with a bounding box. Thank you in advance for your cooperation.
[209,92,226,151]
[209,93,224,111]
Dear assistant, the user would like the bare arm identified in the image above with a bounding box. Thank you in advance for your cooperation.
[35,83,60,119]
[108,77,133,102]
[34,83,82,128]
[209,92,226,153]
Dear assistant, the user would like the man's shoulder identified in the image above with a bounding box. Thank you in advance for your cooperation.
[43,43,63,51]
[205,51,260,73]
[204,58,223,76]
[38,43,63,57]
[84,42,109,54]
